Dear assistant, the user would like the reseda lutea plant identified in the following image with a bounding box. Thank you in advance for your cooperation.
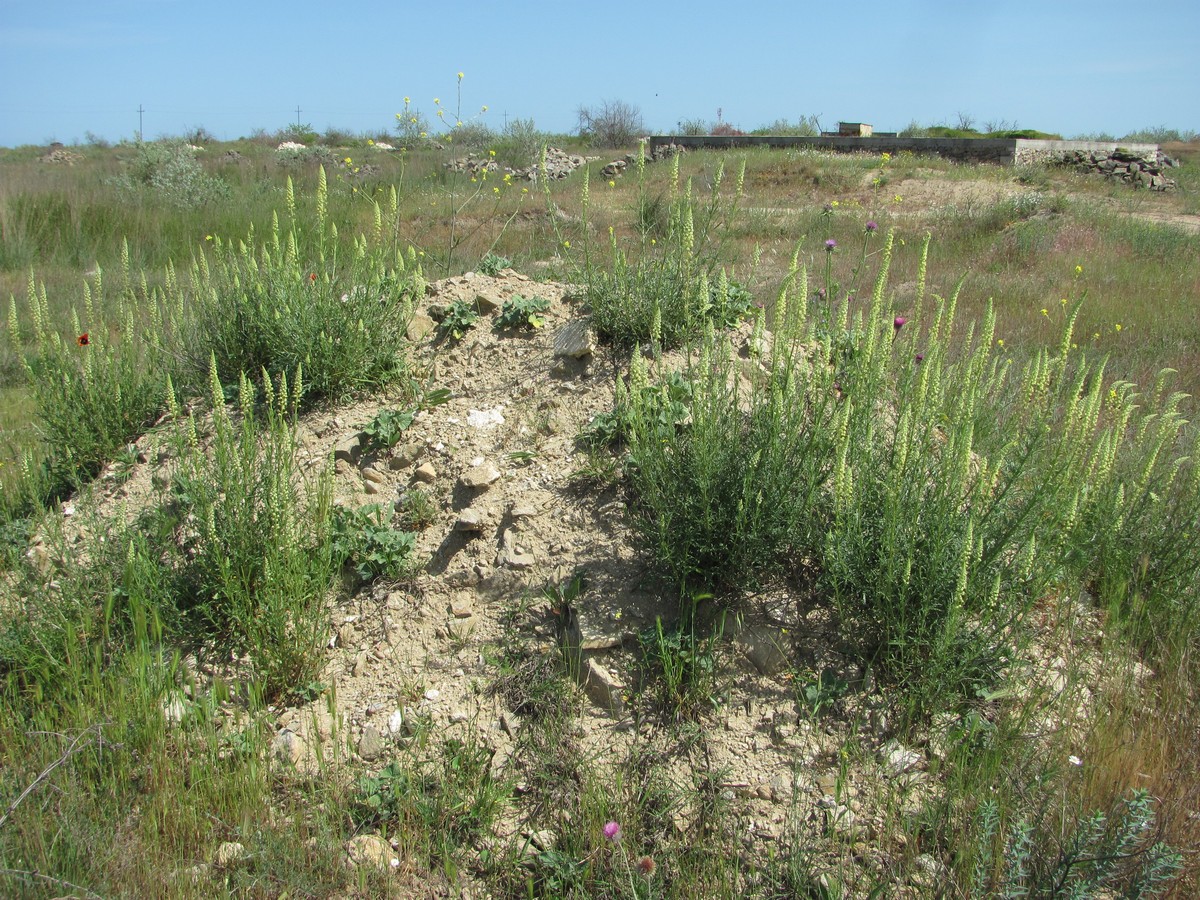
[615,231,1200,714]
[187,169,424,405]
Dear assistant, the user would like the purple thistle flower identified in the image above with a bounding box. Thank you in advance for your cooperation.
[865,220,878,233]
[893,316,907,331]
[915,352,925,363]
[825,239,837,252]
[603,821,621,841]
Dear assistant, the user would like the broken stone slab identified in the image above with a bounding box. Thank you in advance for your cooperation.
[334,434,365,465]
[345,834,396,872]
[474,292,503,313]
[553,319,596,359]
[496,529,536,569]
[406,312,436,342]
[461,462,501,489]
[735,625,791,676]
[581,657,626,715]
[358,724,385,761]
[361,466,387,484]
[389,440,425,470]
[455,508,484,532]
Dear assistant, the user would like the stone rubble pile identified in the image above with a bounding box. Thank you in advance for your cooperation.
[39,143,82,165]
[444,147,596,182]
[1055,147,1179,191]
[444,140,689,184]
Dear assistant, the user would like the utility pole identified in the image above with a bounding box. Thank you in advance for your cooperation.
[137,104,144,141]
[296,105,302,128]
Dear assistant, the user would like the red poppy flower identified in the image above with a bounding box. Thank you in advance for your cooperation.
[309,272,317,282]
[77,333,90,346]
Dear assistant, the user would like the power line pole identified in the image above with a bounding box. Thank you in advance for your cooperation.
[296,105,302,128]
[137,104,144,141]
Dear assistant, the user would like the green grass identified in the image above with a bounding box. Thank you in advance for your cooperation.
[2,132,1199,898]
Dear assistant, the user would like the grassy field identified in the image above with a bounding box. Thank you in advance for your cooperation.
[1,130,1199,897]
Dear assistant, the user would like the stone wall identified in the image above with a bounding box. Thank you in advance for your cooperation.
[647,135,1173,187]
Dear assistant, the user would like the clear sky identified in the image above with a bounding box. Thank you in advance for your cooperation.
[1,0,1197,147]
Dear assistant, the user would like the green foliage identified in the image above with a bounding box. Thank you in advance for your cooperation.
[330,502,417,582]
[441,299,480,340]
[583,151,754,348]
[638,605,725,719]
[186,171,422,405]
[495,293,550,330]
[970,791,1181,898]
[361,406,415,455]
[478,251,511,276]
[9,267,168,501]
[353,738,505,850]
[396,487,438,530]
[109,140,231,208]
[171,359,335,698]
[617,232,1200,713]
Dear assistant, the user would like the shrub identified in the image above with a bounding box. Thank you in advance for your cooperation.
[185,170,423,405]
[613,232,1200,714]
[109,140,230,208]
[7,260,169,501]
[170,360,336,698]
[583,150,753,349]
[577,99,645,148]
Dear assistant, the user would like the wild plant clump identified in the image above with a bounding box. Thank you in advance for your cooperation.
[581,147,754,348]
[187,170,423,404]
[609,232,1200,712]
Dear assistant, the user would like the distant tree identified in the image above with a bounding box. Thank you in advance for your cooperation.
[577,99,645,148]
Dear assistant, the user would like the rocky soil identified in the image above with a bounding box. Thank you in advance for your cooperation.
[39,268,1114,896]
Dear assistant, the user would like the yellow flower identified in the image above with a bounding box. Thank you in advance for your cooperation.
[481,105,488,112]
[1093,332,1100,340]
[488,149,496,157]
[404,96,410,104]
[205,234,213,241]
[650,238,656,245]
[608,180,615,187]
[831,200,839,208]
[344,156,352,164]
[410,116,417,123]
[419,132,427,138]
[434,97,440,105]
[997,338,1004,347]
[367,139,374,146]
[1060,297,1067,305]
[1075,264,1083,275]
[1114,323,1122,332]
[353,167,359,173]
[521,187,528,194]
[1041,308,1048,317]
[881,152,891,162]
[457,71,464,80]
[563,240,570,249]
[893,194,903,203]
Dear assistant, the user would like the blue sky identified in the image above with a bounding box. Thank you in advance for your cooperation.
[1,0,1196,147]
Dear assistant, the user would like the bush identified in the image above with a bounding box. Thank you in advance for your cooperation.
[612,232,1200,714]
[6,262,170,501]
[185,170,423,405]
[170,360,336,698]
[584,152,753,348]
[110,141,231,208]
[577,99,645,148]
